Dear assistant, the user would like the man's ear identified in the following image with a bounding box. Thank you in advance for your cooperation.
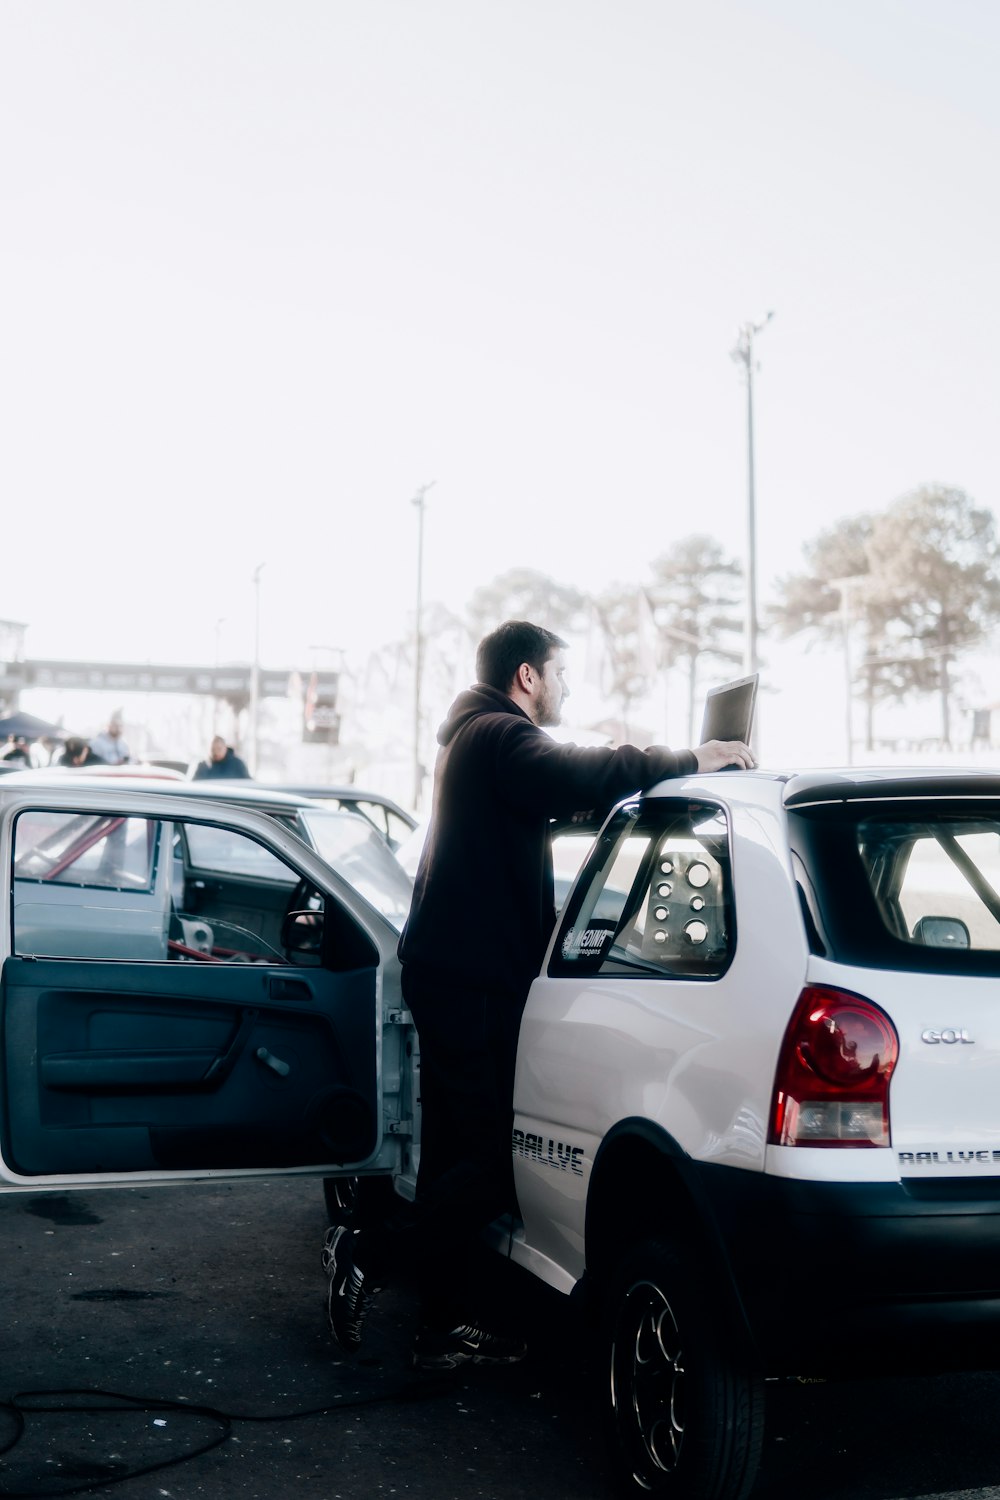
[514,661,534,693]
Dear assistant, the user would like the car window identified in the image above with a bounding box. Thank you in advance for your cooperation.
[552,827,601,911]
[549,800,734,979]
[14,810,156,890]
[858,817,1000,951]
[13,810,308,964]
[185,821,296,883]
[296,808,413,932]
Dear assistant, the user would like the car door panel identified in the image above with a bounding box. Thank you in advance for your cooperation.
[2,952,379,1178]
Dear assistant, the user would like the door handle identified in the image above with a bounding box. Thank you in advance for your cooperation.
[269,976,313,1002]
[201,1008,258,1085]
[255,1047,291,1077]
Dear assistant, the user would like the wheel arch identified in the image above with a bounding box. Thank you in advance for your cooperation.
[584,1117,755,1351]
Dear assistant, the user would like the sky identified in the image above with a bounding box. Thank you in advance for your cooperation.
[2,0,999,772]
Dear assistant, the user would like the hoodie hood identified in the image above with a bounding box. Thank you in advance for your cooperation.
[437,683,530,747]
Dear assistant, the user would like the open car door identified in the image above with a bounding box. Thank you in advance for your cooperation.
[0,785,411,1187]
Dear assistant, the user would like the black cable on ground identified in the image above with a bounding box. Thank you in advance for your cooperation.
[0,1375,457,1499]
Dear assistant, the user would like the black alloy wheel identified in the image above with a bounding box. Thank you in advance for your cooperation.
[605,1237,763,1500]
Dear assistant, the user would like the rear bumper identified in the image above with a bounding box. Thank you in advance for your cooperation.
[696,1164,1000,1374]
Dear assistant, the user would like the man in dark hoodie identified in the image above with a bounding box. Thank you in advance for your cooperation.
[324,619,754,1370]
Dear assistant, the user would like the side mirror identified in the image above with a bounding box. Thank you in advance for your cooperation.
[282,908,325,955]
[911,915,971,949]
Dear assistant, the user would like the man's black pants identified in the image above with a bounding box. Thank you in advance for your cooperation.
[356,964,526,1330]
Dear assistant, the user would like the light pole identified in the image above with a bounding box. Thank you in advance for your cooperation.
[411,482,435,810]
[250,563,265,775]
[730,312,774,683]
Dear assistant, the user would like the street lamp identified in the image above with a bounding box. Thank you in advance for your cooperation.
[730,312,774,683]
[250,563,265,775]
[411,482,435,810]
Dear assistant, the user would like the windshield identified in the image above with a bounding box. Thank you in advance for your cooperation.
[298,808,413,931]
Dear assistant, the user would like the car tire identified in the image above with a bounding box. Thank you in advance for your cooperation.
[603,1236,764,1500]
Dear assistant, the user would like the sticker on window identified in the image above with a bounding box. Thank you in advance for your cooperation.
[561,920,616,962]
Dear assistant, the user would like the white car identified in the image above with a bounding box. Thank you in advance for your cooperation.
[4,765,1000,1499]
[506,766,1000,1498]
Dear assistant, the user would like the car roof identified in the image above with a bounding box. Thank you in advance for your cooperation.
[0,770,333,817]
[647,765,1000,809]
[256,783,415,820]
[7,763,187,780]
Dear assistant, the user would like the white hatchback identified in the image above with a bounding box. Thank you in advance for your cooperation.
[507,767,1000,1499]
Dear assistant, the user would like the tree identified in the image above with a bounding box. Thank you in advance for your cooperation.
[866,485,1000,746]
[465,569,588,642]
[769,512,896,751]
[648,536,743,744]
[588,586,652,742]
[772,490,1000,752]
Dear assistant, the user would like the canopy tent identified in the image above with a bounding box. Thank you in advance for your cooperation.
[0,711,68,742]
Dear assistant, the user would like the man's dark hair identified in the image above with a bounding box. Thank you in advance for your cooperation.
[476,620,568,693]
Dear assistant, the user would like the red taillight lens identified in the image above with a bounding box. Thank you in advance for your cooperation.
[769,985,899,1148]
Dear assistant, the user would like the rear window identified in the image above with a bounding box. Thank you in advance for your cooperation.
[860,816,1000,951]
[790,801,1000,974]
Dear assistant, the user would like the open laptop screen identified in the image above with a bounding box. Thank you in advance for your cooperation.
[699,673,758,745]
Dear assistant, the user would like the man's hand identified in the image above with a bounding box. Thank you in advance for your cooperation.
[694,739,756,772]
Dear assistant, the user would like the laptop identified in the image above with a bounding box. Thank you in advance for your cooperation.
[699,672,759,747]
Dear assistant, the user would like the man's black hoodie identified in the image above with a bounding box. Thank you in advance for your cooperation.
[398,685,698,996]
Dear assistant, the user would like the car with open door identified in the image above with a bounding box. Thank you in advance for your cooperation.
[0,778,417,1200]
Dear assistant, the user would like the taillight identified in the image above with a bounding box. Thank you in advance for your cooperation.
[769,985,899,1148]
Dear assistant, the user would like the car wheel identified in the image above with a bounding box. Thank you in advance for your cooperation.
[604,1236,763,1500]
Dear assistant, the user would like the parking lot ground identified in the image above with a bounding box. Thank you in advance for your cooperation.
[5,1177,1000,1500]
[0,1177,613,1499]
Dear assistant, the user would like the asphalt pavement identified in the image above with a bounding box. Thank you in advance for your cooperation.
[3,1177,1000,1499]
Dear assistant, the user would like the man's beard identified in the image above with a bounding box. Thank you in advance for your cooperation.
[536,687,562,728]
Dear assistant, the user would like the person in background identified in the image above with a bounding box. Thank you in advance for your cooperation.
[0,735,31,766]
[90,714,131,765]
[192,735,251,780]
[33,736,61,767]
[59,736,106,767]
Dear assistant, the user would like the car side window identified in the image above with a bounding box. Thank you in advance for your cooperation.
[184,822,296,884]
[549,800,735,980]
[12,808,315,965]
[14,811,156,890]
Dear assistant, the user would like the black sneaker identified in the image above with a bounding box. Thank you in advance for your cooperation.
[412,1323,528,1372]
[322,1225,375,1353]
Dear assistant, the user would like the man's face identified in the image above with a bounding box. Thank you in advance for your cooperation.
[210,737,226,762]
[532,649,569,728]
